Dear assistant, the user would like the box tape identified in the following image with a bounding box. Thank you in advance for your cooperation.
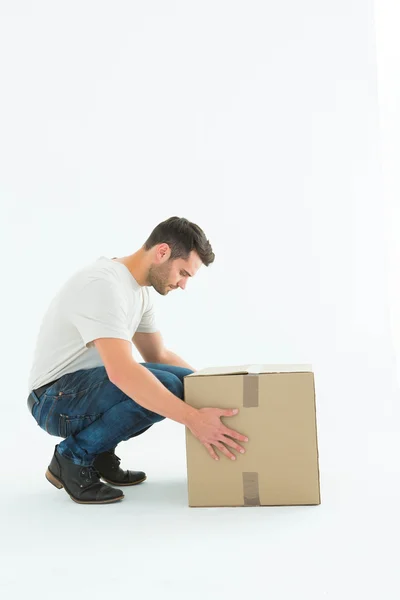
[242,472,260,506]
[242,374,260,505]
[243,373,259,407]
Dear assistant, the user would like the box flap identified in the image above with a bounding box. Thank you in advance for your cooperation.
[186,364,313,377]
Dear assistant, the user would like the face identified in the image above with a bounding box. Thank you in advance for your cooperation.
[148,248,202,296]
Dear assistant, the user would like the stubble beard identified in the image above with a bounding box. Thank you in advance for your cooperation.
[148,263,172,296]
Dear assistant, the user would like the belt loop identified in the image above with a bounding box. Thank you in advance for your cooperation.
[31,390,41,402]
[27,390,42,417]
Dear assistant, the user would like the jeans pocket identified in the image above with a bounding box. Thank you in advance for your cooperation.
[58,414,100,438]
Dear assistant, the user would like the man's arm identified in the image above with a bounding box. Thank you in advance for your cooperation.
[94,337,248,461]
[156,349,195,371]
[133,331,196,370]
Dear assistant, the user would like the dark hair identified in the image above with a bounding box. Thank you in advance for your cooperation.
[143,217,215,266]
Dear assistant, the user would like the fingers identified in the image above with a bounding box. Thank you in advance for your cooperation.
[200,407,249,461]
[222,426,248,443]
[214,442,236,461]
[219,408,239,417]
[204,442,219,461]
[219,410,249,442]
[204,438,247,461]
[220,435,246,455]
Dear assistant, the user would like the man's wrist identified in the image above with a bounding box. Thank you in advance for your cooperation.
[182,404,199,429]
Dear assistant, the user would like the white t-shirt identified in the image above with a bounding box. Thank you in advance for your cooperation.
[28,256,158,392]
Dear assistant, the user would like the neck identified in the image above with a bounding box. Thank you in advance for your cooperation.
[113,249,150,286]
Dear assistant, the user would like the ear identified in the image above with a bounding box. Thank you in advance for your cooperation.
[156,243,171,261]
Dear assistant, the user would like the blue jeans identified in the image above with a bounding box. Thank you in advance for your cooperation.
[28,363,194,466]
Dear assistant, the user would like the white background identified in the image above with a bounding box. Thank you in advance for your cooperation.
[375,0,400,389]
[1,1,399,598]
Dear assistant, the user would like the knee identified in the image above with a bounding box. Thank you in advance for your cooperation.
[174,367,195,384]
[141,373,185,422]
[167,373,185,399]
[182,367,195,378]
[123,372,187,427]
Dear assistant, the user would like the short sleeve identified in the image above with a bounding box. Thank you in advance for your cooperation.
[70,279,132,347]
[136,290,158,333]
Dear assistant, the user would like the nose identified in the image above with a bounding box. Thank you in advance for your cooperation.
[178,279,187,290]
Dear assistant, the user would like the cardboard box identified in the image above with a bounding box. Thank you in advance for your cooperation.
[184,364,320,507]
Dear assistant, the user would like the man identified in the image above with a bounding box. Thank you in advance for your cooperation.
[27,216,248,505]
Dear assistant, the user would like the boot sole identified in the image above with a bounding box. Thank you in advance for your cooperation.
[45,469,124,504]
[101,475,147,487]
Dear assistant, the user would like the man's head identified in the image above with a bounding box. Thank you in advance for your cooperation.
[143,217,215,296]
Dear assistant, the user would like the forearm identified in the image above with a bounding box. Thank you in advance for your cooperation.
[158,349,196,371]
[111,361,198,426]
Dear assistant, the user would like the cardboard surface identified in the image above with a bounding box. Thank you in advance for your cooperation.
[186,364,313,376]
[184,364,320,507]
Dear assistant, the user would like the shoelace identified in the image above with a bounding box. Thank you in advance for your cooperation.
[80,465,101,484]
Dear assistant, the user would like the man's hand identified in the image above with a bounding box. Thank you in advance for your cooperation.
[187,407,248,461]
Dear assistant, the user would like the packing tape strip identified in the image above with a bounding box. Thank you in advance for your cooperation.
[242,375,260,505]
[242,472,260,506]
[243,373,259,407]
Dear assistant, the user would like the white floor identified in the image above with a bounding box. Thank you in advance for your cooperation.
[2,414,399,600]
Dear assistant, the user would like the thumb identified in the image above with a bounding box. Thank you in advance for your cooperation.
[220,408,239,417]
